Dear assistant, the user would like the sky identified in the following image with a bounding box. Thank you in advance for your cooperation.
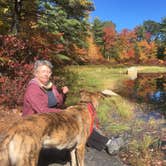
[90,0,166,32]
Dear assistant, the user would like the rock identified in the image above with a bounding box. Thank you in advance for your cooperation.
[127,67,137,80]
[102,89,118,96]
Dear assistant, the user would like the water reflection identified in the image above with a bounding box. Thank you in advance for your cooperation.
[117,73,166,116]
[148,76,166,104]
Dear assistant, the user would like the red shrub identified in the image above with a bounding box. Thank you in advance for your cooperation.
[0,35,51,108]
[0,64,33,107]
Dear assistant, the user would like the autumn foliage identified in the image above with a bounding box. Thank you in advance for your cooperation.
[101,27,164,64]
[0,33,65,108]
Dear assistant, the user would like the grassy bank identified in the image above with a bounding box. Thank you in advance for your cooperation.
[136,65,166,73]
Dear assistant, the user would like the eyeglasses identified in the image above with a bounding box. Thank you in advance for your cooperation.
[37,69,52,75]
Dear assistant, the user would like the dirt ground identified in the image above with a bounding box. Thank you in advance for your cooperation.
[38,147,127,166]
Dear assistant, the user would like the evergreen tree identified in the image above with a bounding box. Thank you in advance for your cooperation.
[91,17,104,45]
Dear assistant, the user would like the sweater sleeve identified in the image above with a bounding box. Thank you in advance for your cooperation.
[24,83,62,114]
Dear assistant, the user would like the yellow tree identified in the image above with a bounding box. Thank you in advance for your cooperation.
[136,40,157,63]
[87,33,104,61]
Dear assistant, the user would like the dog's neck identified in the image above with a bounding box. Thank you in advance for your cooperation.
[79,100,98,109]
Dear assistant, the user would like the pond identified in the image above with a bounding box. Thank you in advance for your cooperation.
[116,73,166,118]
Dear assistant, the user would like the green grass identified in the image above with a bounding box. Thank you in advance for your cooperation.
[64,65,129,92]
[55,64,165,134]
[64,65,166,92]
[136,66,166,73]
[127,134,160,166]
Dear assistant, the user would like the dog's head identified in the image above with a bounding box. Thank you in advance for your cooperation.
[79,90,104,109]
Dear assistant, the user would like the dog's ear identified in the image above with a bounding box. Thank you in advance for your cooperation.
[96,91,105,99]
[90,92,104,109]
[79,90,104,109]
[79,89,87,96]
[79,90,91,102]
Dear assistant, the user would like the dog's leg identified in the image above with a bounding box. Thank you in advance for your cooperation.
[8,134,40,166]
[70,148,77,166]
[76,144,85,166]
[16,157,38,166]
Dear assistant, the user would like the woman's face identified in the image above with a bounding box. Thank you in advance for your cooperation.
[34,65,52,85]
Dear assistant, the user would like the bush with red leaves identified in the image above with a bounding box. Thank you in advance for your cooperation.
[0,34,63,108]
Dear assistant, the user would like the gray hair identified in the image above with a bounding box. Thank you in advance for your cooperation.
[33,60,53,72]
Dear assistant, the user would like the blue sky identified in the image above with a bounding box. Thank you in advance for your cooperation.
[90,0,166,32]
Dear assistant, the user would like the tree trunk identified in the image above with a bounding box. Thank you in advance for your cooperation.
[11,0,22,34]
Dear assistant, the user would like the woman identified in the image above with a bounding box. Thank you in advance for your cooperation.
[23,60,68,116]
[23,60,126,155]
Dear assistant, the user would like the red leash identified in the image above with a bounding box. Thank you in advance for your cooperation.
[87,103,99,135]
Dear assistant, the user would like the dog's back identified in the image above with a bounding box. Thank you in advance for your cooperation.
[0,110,88,166]
[0,90,102,166]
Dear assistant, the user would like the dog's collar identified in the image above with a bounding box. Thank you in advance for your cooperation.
[87,103,96,136]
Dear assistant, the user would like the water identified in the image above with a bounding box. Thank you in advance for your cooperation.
[116,73,166,117]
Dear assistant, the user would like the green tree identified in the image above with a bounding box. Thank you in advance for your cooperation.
[0,0,95,63]
[0,0,13,34]
[160,17,166,41]
[38,0,94,60]
[135,26,146,41]
[91,17,104,45]
[0,0,39,35]
[143,20,160,41]
[157,17,166,59]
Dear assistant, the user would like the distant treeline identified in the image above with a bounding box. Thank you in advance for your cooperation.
[92,17,166,64]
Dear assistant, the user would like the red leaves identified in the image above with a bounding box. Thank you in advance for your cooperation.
[1,35,26,57]
[0,36,34,107]
[0,33,65,109]
[0,77,5,83]
[0,68,31,107]
[103,26,116,48]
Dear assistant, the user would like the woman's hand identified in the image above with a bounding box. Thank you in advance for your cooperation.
[62,86,69,94]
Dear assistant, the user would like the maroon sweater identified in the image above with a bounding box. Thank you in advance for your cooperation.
[22,79,65,116]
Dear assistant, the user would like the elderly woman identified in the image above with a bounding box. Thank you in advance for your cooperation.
[23,60,69,116]
[23,60,127,155]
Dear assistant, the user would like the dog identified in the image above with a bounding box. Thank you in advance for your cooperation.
[0,90,103,166]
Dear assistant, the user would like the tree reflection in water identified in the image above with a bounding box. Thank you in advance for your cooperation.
[149,76,166,103]
[117,73,166,117]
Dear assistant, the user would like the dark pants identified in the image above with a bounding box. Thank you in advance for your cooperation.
[87,129,109,151]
